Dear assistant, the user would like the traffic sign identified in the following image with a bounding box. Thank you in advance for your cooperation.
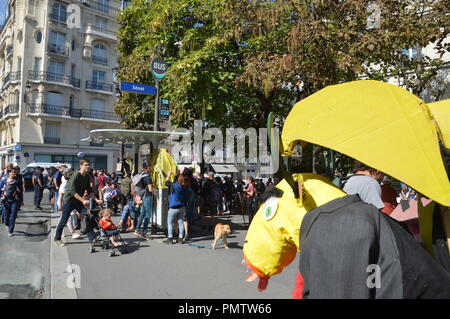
[151,58,167,80]
[120,82,156,95]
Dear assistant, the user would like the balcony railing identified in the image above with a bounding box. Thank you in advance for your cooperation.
[2,72,21,88]
[81,0,118,14]
[28,71,80,88]
[44,137,61,144]
[92,55,108,65]
[27,104,121,121]
[49,12,67,23]
[86,80,113,92]
[79,109,121,121]
[3,104,19,117]
[47,43,69,56]
[88,25,117,36]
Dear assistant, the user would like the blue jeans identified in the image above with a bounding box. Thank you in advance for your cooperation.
[167,207,185,239]
[55,200,96,242]
[34,186,43,207]
[53,190,59,212]
[136,195,153,235]
[2,200,18,233]
[121,202,138,226]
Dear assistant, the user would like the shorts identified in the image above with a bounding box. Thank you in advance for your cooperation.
[106,229,119,236]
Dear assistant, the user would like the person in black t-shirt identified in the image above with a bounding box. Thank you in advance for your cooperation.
[32,167,44,210]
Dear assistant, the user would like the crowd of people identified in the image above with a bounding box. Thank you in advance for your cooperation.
[0,158,275,248]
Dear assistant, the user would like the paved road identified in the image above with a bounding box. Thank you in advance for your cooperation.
[0,191,51,299]
[63,209,299,299]
[1,190,299,299]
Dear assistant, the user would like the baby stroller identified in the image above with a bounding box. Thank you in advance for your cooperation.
[91,214,128,257]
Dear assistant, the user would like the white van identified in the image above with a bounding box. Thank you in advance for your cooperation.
[22,162,72,175]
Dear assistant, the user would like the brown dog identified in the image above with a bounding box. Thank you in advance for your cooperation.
[211,223,232,250]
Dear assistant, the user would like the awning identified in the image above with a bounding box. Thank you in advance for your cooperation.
[81,129,189,148]
[211,164,239,173]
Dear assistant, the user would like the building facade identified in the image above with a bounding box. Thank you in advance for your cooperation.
[0,0,123,171]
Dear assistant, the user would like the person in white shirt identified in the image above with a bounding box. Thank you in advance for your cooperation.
[57,168,81,239]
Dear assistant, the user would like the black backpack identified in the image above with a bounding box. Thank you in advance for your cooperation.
[4,180,19,200]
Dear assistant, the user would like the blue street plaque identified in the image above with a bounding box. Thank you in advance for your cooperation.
[120,82,157,95]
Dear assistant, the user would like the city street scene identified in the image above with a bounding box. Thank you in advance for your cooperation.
[0,0,450,302]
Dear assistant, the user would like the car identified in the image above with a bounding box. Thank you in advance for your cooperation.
[21,162,72,189]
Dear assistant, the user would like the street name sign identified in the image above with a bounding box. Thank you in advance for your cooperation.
[120,82,156,95]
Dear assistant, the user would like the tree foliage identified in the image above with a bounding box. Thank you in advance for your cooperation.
[116,0,449,173]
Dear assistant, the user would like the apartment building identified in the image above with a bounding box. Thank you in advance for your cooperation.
[0,0,123,170]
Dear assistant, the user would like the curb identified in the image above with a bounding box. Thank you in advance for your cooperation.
[50,213,78,299]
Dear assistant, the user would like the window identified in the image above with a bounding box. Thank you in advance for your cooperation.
[90,98,105,112]
[50,31,66,51]
[95,17,107,30]
[45,121,61,144]
[33,57,41,73]
[71,39,76,51]
[69,95,74,108]
[17,57,21,72]
[92,43,107,64]
[52,3,67,22]
[97,0,110,13]
[36,31,42,44]
[47,61,65,81]
[92,70,105,83]
[71,64,76,77]
[46,91,64,106]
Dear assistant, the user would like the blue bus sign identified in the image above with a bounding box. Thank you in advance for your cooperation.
[120,82,156,95]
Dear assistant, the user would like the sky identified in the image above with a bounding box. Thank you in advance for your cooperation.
[0,0,7,26]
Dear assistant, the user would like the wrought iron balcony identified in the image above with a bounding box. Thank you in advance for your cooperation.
[80,0,118,15]
[44,137,61,144]
[27,104,121,121]
[92,55,108,65]
[3,104,19,117]
[28,71,80,88]
[86,80,113,92]
[47,43,69,56]
[79,109,121,121]
[2,72,21,88]
[89,141,104,147]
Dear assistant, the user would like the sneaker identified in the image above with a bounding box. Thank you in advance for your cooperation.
[163,237,174,244]
[183,235,190,242]
[37,206,43,210]
[89,243,95,253]
[181,237,186,244]
[72,233,81,239]
[7,232,13,237]
[145,234,153,240]
[54,240,66,247]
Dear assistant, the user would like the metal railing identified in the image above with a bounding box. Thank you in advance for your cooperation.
[3,104,19,117]
[2,72,21,88]
[28,71,80,88]
[49,12,67,23]
[44,137,61,144]
[92,55,108,65]
[27,104,121,121]
[85,80,113,92]
[79,109,121,121]
[47,43,69,56]
[88,25,117,36]
[80,0,118,15]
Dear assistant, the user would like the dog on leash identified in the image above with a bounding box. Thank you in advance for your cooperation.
[211,223,232,250]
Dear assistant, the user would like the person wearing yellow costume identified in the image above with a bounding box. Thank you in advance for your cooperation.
[243,174,450,298]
